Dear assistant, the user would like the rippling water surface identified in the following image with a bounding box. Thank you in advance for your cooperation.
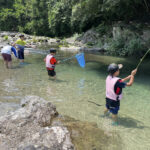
[0,49,150,150]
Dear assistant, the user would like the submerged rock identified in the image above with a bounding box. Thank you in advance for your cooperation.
[0,96,74,150]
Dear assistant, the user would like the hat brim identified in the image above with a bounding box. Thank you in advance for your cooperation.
[118,64,123,69]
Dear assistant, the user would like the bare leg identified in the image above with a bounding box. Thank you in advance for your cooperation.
[49,75,56,80]
[112,114,118,125]
[20,59,24,63]
[4,61,8,69]
[104,108,109,115]
[100,108,110,118]
[8,61,12,69]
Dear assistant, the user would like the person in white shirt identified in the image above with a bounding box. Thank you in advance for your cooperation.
[1,44,17,69]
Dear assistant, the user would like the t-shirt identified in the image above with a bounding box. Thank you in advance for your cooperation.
[114,79,126,95]
[1,46,17,57]
[15,39,26,46]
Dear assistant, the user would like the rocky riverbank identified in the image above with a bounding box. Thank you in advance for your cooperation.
[0,96,74,150]
[0,31,60,49]
[1,24,150,56]
[0,31,105,53]
[0,96,120,150]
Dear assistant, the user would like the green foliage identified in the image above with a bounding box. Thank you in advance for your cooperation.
[107,37,125,56]
[107,36,147,57]
[32,37,38,43]
[102,0,149,22]
[96,39,103,47]
[0,0,14,9]
[0,0,149,59]
[124,38,146,56]
[61,39,69,47]
[71,0,103,33]
[72,33,81,40]
[86,42,94,47]
[48,0,73,36]
[3,35,8,41]
[0,9,18,31]
[96,23,111,36]
[30,0,50,36]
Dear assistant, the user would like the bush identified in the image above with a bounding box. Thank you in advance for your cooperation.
[3,35,8,41]
[124,38,147,56]
[71,0,103,33]
[96,39,103,47]
[107,37,125,56]
[96,23,111,36]
[107,36,147,57]
[32,37,38,43]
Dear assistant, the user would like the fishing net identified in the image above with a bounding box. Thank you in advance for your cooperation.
[75,53,85,68]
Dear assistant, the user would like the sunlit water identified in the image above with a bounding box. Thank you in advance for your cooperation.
[0,49,150,150]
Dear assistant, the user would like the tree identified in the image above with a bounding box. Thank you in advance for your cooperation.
[30,0,50,36]
[71,0,103,33]
[0,8,17,31]
[48,0,73,36]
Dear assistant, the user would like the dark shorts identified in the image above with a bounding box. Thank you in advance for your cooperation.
[2,53,12,62]
[47,69,56,77]
[106,98,120,115]
[18,50,24,59]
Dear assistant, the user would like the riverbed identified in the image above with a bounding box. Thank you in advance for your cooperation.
[0,49,150,150]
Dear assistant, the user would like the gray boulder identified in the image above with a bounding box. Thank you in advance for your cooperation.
[76,30,99,44]
[0,96,74,150]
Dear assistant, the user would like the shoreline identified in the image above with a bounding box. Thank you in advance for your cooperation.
[0,31,105,54]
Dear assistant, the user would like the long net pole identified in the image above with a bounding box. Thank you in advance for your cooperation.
[136,48,150,69]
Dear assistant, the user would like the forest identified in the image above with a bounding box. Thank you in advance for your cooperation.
[0,0,149,36]
[0,0,150,56]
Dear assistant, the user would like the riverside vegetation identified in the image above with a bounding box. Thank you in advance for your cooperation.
[0,0,150,56]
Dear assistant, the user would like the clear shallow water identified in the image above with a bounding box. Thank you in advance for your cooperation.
[0,50,150,150]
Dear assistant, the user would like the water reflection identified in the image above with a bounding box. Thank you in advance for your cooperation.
[78,78,85,95]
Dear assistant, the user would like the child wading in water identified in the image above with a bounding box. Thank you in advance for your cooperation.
[14,34,26,64]
[14,34,33,64]
[1,43,17,69]
[104,63,137,126]
[44,49,60,80]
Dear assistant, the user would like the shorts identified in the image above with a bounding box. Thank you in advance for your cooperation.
[2,53,12,62]
[47,69,56,77]
[18,50,24,59]
[106,98,120,115]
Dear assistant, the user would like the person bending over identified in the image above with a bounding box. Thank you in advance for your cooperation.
[1,44,17,69]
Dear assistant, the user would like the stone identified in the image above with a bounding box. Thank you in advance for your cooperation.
[76,29,99,44]
[0,96,75,150]
[112,26,122,40]
[141,30,150,42]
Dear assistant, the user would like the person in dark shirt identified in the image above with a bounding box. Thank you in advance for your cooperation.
[103,63,137,126]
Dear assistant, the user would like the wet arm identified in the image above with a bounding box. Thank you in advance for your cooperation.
[126,75,134,86]
[56,60,60,64]
[122,75,131,82]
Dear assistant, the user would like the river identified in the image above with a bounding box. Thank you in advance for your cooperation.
[0,49,150,150]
